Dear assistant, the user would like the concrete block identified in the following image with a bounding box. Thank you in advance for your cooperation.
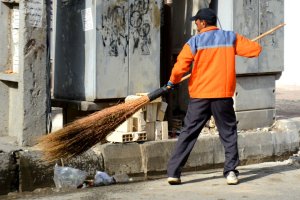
[274,118,300,136]
[115,118,133,132]
[140,140,176,174]
[212,136,225,164]
[185,136,215,168]
[146,122,155,141]
[236,109,276,130]
[272,131,299,156]
[106,131,147,143]
[20,0,48,146]
[157,101,168,121]
[0,152,18,195]
[258,0,284,73]
[238,131,274,162]
[154,121,162,140]
[236,57,259,75]
[289,117,300,137]
[146,103,158,122]
[19,147,104,192]
[0,2,9,68]
[155,121,168,140]
[8,84,21,138]
[233,0,260,75]
[19,150,54,192]
[132,110,146,132]
[100,143,143,175]
[141,136,223,175]
[0,81,9,136]
[0,1,46,144]
[235,75,275,111]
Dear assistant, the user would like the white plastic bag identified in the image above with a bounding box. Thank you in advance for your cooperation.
[53,164,87,189]
[94,171,114,186]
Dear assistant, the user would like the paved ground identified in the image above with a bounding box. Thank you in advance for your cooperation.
[276,85,300,119]
[2,160,300,200]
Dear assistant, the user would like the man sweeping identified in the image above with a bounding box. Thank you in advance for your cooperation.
[166,8,262,185]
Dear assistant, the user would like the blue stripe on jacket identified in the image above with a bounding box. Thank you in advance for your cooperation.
[187,30,237,55]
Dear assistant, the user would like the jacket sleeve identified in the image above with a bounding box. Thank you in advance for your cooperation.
[235,33,262,57]
[169,43,194,84]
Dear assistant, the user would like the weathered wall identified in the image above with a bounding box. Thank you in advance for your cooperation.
[0,0,48,146]
[19,0,48,145]
[0,2,11,136]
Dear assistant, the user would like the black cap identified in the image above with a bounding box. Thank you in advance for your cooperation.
[190,8,217,23]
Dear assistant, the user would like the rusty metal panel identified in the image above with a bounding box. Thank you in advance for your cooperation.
[258,0,284,73]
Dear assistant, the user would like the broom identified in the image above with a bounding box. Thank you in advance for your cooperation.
[37,23,285,162]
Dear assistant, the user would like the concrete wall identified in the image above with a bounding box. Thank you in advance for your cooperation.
[0,0,48,146]
[0,152,19,195]
[0,2,11,136]
[19,0,48,146]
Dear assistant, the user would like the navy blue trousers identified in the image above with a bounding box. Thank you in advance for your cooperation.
[167,98,239,178]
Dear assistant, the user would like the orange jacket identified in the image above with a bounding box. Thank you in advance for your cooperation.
[169,26,262,98]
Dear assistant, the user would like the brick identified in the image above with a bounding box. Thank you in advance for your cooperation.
[157,102,168,121]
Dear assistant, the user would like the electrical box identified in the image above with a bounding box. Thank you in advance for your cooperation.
[54,0,162,101]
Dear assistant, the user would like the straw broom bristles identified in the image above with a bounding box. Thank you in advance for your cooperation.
[37,95,150,162]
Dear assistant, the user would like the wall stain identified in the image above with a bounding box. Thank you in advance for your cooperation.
[101,0,161,61]
[33,44,45,59]
[130,0,151,55]
[152,0,161,29]
[24,39,36,56]
[101,1,128,60]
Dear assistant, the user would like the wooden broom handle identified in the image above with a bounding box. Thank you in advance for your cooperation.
[178,23,286,83]
[251,23,285,42]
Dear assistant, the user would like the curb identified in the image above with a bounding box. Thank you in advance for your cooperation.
[0,118,300,195]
